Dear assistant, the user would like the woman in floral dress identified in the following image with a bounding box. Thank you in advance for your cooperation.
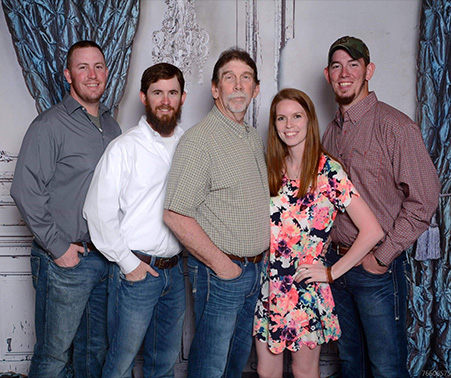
[254,89,383,378]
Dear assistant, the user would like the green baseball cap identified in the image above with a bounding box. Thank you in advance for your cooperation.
[328,36,370,65]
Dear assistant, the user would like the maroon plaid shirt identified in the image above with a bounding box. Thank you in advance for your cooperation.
[323,92,440,265]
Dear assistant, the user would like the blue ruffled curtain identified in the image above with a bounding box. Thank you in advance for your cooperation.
[408,0,451,376]
[1,0,140,114]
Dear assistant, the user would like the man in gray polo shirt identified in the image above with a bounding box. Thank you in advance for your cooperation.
[11,41,121,377]
[164,47,270,378]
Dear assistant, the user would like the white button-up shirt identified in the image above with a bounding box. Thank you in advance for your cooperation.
[83,116,183,274]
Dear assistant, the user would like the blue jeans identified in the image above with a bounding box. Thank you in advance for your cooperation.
[187,254,262,378]
[29,241,109,378]
[102,255,186,378]
[326,247,410,378]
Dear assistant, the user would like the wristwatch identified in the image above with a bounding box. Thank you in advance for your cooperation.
[374,256,388,267]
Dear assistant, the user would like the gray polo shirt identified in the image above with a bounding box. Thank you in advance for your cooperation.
[11,94,121,259]
[164,105,270,257]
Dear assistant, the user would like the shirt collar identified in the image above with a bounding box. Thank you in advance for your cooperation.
[333,91,378,127]
[212,105,251,137]
[62,93,110,117]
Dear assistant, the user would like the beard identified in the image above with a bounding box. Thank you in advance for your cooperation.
[145,103,182,137]
[335,93,355,106]
[227,91,249,113]
[334,80,366,106]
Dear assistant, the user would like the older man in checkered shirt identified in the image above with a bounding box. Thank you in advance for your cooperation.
[164,47,270,378]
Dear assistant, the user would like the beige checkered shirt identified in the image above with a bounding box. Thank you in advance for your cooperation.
[164,106,270,257]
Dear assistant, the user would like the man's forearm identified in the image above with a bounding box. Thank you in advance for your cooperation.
[163,210,240,278]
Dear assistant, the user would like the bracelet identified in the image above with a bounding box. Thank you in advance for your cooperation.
[326,266,334,283]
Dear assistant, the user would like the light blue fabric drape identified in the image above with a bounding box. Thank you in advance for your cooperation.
[1,0,140,114]
[408,0,450,376]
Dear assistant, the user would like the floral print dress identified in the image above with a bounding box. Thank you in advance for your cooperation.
[253,154,359,354]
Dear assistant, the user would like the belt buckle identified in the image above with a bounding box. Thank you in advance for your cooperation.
[155,257,168,269]
[154,255,177,269]
[154,258,163,269]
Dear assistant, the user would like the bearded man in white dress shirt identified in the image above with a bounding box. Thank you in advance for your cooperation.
[83,63,187,378]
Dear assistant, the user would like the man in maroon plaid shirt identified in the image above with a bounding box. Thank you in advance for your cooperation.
[323,36,440,378]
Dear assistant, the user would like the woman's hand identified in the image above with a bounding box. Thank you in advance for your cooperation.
[294,263,330,284]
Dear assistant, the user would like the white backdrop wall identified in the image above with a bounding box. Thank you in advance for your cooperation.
[280,0,421,139]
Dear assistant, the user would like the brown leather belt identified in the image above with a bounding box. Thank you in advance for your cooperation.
[332,242,380,256]
[225,253,263,263]
[74,242,96,251]
[331,242,351,256]
[132,251,181,269]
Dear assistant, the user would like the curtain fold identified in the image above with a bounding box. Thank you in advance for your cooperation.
[408,1,451,376]
[1,0,140,114]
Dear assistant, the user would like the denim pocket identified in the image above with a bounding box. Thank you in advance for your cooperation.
[358,264,391,279]
[208,262,261,304]
[207,263,244,283]
[120,271,153,285]
[47,255,85,287]
[50,256,83,271]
